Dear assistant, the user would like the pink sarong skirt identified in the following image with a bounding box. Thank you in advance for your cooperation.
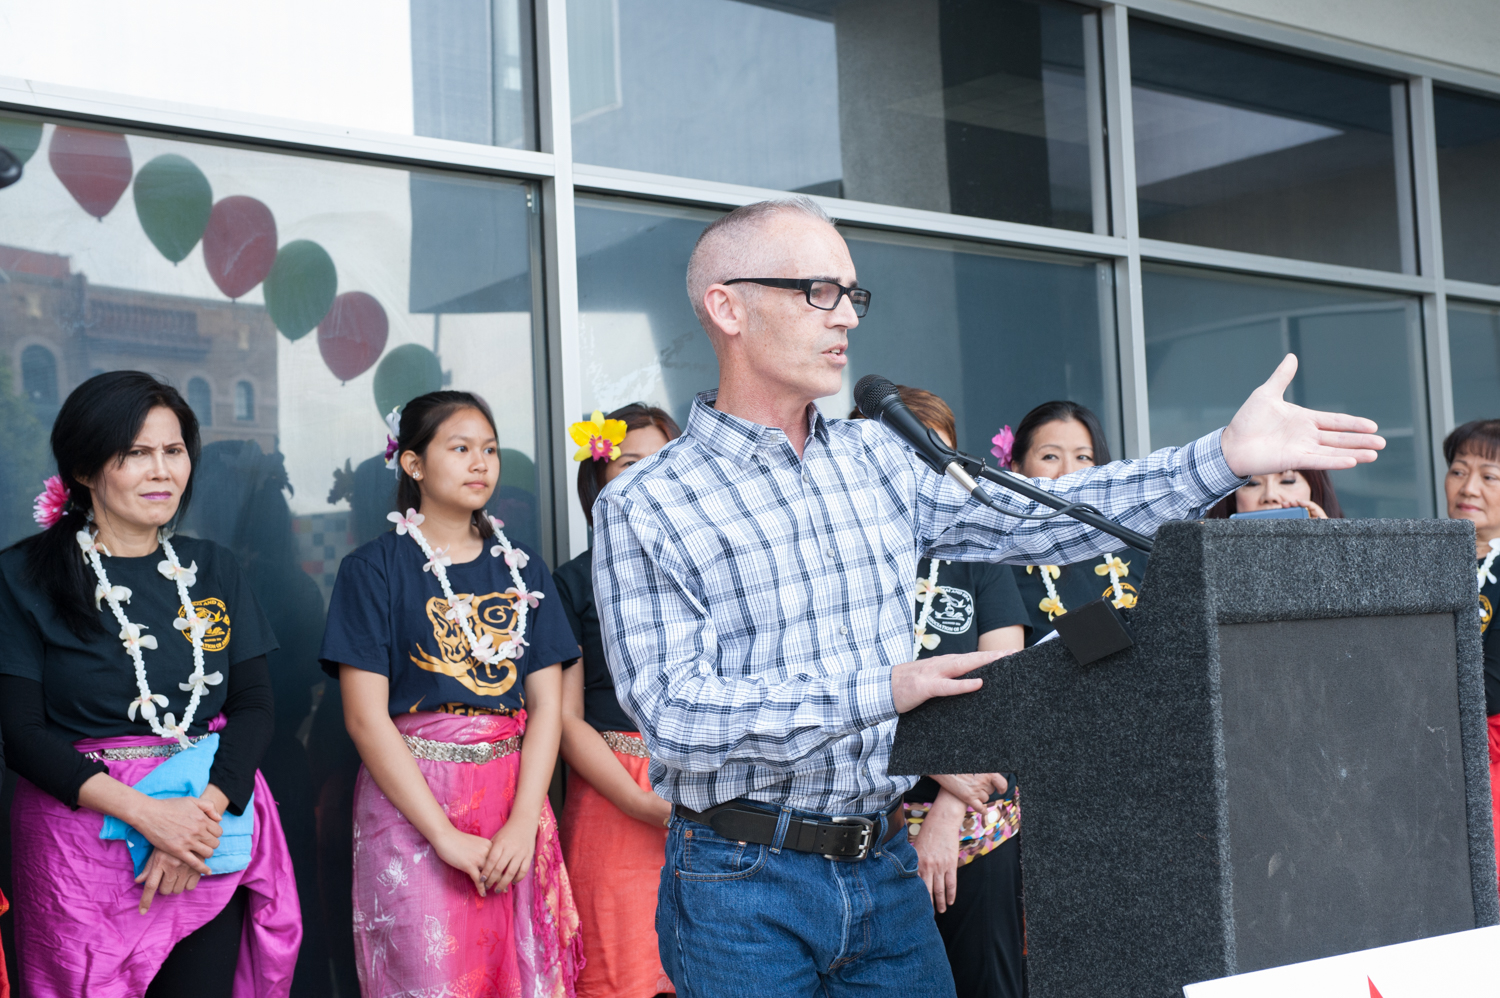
[351,710,582,998]
[10,725,302,998]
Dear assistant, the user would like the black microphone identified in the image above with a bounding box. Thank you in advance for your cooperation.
[854,374,984,494]
[853,373,1155,552]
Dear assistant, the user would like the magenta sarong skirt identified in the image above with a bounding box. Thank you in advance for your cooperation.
[352,710,583,998]
[10,722,302,997]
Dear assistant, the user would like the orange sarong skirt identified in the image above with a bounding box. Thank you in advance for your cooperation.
[560,733,674,998]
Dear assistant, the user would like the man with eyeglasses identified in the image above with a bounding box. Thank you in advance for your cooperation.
[591,195,1384,997]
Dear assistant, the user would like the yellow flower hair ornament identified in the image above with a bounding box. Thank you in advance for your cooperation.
[570,410,628,462]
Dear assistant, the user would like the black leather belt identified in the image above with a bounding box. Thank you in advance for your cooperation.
[675,799,904,861]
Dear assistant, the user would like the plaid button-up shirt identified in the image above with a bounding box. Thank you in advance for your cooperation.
[592,392,1244,815]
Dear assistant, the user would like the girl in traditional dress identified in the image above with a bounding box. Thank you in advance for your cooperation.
[320,390,582,998]
[1442,417,1500,897]
[1002,401,1152,642]
[0,371,300,997]
[553,403,679,998]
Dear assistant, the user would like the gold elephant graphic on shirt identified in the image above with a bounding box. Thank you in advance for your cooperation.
[410,591,520,699]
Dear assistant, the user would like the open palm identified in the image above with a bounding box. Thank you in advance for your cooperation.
[1220,355,1385,478]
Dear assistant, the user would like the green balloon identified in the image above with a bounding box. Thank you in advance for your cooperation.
[133,154,212,263]
[0,117,43,166]
[373,344,443,419]
[263,240,337,340]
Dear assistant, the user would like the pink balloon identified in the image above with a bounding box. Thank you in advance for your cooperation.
[202,196,277,299]
[317,292,389,382]
[49,126,132,220]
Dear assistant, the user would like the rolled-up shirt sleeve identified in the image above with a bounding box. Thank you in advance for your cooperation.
[914,427,1247,565]
[594,493,898,775]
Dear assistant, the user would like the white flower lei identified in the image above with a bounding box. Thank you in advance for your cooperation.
[77,520,219,747]
[1478,537,1500,590]
[913,558,944,658]
[387,508,541,666]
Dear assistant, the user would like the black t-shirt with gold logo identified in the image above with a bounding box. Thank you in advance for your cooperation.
[1012,547,1151,645]
[0,536,278,741]
[319,529,578,716]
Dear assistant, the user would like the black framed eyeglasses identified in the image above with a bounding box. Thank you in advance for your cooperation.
[724,278,872,318]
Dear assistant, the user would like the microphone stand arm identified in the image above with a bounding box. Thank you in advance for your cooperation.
[942,451,1155,554]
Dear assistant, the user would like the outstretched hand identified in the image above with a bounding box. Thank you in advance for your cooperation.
[1220,355,1385,478]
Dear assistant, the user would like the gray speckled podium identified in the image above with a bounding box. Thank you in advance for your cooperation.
[890,519,1498,997]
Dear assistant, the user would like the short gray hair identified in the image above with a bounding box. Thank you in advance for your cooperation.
[685,196,836,329]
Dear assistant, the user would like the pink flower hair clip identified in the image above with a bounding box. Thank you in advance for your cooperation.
[383,406,402,472]
[33,476,70,528]
[990,425,1015,467]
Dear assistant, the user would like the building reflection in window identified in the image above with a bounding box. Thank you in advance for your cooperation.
[1130,20,1414,272]
[0,114,543,997]
[1144,264,1429,518]
[188,375,213,427]
[569,0,1109,232]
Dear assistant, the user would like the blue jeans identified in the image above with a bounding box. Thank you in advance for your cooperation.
[656,804,957,997]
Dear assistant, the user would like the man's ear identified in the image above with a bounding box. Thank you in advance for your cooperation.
[703,284,745,340]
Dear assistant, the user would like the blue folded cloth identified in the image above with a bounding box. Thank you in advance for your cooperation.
[99,733,255,877]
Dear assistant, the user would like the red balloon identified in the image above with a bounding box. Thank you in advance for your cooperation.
[317,292,389,382]
[202,196,277,299]
[49,126,132,220]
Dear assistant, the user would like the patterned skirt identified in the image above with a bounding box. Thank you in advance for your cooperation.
[903,788,1021,866]
[352,710,582,998]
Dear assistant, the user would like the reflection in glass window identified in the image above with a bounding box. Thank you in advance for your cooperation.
[576,195,1119,495]
[21,343,58,405]
[1449,301,1500,425]
[1144,264,1429,518]
[187,376,213,426]
[0,116,542,997]
[234,379,256,421]
[411,0,537,148]
[568,0,1108,231]
[1434,87,1500,286]
[0,2,535,147]
[1130,21,1413,272]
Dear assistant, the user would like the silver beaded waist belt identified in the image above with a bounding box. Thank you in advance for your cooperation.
[81,734,208,763]
[601,730,650,759]
[402,733,521,764]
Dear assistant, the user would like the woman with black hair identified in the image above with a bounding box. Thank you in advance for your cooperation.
[1442,417,1500,896]
[1002,401,1151,642]
[0,371,300,997]
[319,391,582,998]
[1203,468,1343,519]
[554,403,680,998]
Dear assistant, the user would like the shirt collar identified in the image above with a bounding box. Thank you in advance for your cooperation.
[686,390,832,467]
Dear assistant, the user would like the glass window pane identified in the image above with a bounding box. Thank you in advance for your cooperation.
[1144,264,1430,518]
[1448,300,1500,425]
[568,0,1109,232]
[1130,20,1413,272]
[576,195,1119,484]
[1434,87,1500,286]
[0,115,543,995]
[0,2,536,148]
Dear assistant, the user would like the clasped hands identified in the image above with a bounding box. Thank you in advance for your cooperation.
[133,784,229,913]
[435,813,539,897]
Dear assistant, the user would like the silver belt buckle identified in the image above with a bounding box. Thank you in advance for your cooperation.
[825,815,875,861]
